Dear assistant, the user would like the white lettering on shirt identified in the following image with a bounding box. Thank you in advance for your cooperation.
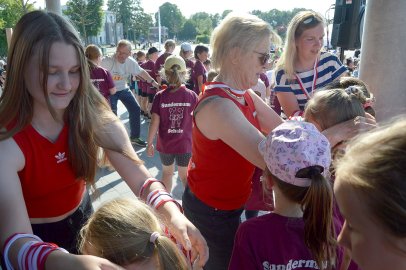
[263,259,327,270]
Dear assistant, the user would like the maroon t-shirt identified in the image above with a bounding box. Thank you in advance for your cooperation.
[193,60,207,95]
[89,66,115,99]
[185,58,195,73]
[260,72,270,88]
[141,60,156,95]
[151,85,198,154]
[230,213,348,270]
[154,52,172,77]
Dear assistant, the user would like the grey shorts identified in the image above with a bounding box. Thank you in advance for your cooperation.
[159,152,191,167]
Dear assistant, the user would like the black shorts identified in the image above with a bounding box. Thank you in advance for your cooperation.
[140,90,148,97]
[148,93,155,103]
[159,152,191,167]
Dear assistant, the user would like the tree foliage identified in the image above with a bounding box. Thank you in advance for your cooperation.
[0,0,35,56]
[108,0,151,41]
[64,0,104,44]
[157,2,306,43]
[178,19,197,41]
[157,2,185,39]
[190,12,212,35]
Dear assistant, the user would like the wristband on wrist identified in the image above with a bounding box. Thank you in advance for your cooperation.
[139,178,166,198]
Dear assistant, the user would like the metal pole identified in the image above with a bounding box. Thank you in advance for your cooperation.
[45,0,61,15]
[158,7,162,50]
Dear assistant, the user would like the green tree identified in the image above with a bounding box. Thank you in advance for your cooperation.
[86,0,104,38]
[0,0,35,56]
[190,12,212,35]
[131,11,153,42]
[158,2,185,39]
[221,10,232,19]
[64,0,103,44]
[210,13,221,29]
[178,19,197,41]
[65,0,88,42]
[108,0,145,41]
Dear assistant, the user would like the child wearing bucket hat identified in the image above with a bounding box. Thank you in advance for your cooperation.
[229,121,337,270]
[146,55,198,192]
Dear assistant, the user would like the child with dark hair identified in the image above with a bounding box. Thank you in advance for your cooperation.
[193,45,209,95]
[230,121,336,270]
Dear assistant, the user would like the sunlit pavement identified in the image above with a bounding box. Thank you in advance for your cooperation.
[90,100,265,223]
[91,100,185,210]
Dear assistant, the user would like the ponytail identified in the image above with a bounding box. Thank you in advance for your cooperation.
[153,235,189,270]
[271,166,336,270]
[299,166,335,270]
[159,65,189,91]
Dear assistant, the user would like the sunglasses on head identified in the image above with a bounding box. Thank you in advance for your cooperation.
[253,50,271,65]
[302,15,316,25]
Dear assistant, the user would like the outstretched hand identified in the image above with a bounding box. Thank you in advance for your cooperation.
[322,113,376,147]
[146,144,155,157]
[166,213,209,268]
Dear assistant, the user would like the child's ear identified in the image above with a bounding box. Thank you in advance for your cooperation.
[261,174,274,191]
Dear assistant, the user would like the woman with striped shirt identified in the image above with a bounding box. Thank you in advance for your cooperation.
[274,11,347,118]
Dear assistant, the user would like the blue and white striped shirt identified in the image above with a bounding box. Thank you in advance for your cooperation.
[274,52,347,111]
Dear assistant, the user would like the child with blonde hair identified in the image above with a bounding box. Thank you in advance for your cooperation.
[147,55,198,192]
[321,77,375,117]
[229,121,336,270]
[334,118,406,270]
[79,198,188,270]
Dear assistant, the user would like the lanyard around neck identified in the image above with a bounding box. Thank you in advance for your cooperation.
[295,59,319,100]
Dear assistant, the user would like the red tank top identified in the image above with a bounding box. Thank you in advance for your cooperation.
[187,85,260,210]
[12,124,85,218]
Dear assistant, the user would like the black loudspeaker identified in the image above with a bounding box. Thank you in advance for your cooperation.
[331,0,365,50]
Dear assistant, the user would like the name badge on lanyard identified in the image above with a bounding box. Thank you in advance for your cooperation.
[295,59,319,100]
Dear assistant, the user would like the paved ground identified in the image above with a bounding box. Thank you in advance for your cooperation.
[90,100,185,210]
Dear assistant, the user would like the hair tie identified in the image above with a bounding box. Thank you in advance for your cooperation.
[149,232,160,244]
[306,166,324,178]
[363,93,376,109]
[344,86,358,95]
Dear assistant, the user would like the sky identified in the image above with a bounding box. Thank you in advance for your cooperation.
[37,0,336,19]
[140,0,336,18]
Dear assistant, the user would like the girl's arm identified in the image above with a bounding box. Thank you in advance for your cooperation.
[100,120,209,268]
[0,138,123,270]
[197,74,204,94]
[146,113,160,157]
[276,92,301,117]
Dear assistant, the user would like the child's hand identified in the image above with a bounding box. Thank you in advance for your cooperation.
[147,144,154,157]
[322,114,376,147]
